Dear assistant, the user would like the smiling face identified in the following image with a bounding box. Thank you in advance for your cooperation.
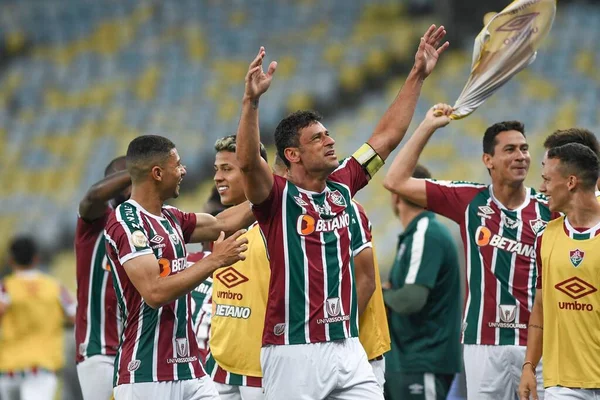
[540,157,570,213]
[483,130,530,186]
[160,148,186,199]
[213,150,246,206]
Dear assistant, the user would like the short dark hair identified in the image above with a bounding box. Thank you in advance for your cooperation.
[274,110,322,167]
[543,128,600,158]
[9,236,37,266]
[104,155,127,177]
[413,164,431,180]
[483,121,526,155]
[214,135,268,163]
[126,135,176,181]
[547,143,600,190]
[403,164,432,208]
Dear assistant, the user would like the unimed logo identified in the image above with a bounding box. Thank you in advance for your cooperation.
[555,276,597,312]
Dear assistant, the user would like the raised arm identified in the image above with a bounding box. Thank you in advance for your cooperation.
[382,104,452,208]
[79,170,131,222]
[367,25,449,161]
[237,47,278,205]
[124,231,248,309]
[190,201,255,243]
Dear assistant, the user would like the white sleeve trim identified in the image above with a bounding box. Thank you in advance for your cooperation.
[120,249,154,266]
[405,218,430,284]
[352,242,373,257]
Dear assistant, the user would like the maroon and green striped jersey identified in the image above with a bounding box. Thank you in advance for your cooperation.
[75,209,121,364]
[104,200,205,385]
[253,157,368,346]
[425,181,552,346]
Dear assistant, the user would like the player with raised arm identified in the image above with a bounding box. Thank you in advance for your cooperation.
[104,135,253,400]
[383,105,550,399]
[276,154,391,391]
[75,156,131,400]
[236,24,449,399]
[519,143,600,399]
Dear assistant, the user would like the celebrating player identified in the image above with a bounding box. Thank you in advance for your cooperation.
[383,105,550,399]
[236,24,448,399]
[0,236,76,400]
[104,135,253,399]
[519,143,600,399]
[75,156,131,400]
[204,134,270,399]
[542,128,600,192]
[275,154,391,391]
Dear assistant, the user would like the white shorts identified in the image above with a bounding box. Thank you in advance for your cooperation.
[369,357,386,390]
[77,355,115,400]
[463,344,544,400]
[214,382,264,400]
[113,376,220,400]
[0,370,57,400]
[546,386,600,399]
[260,337,383,400]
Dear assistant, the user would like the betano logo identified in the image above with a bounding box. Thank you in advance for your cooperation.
[158,257,188,277]
[475,226,534,257]
[296,212,350,236]
[555,276,597,312]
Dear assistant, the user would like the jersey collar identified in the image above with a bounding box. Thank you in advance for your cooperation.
[564,217,600,239]
[400,211,434,237]
[489,185,532,212]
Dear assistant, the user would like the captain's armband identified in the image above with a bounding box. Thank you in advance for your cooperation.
[352,143,384,178]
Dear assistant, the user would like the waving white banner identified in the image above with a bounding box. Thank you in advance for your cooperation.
[449,0,556,119]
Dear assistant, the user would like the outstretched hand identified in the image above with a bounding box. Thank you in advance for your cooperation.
[423,103,453,130]
[244,46,278,101]
[413,25,450,79]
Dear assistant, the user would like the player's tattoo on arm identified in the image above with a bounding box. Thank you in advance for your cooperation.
[528,324,543,330]
[251,98,259,110]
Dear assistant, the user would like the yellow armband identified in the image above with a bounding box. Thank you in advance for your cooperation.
[352,143,384,178]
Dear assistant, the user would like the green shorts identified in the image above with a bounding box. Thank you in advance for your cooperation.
[384,372,454,400]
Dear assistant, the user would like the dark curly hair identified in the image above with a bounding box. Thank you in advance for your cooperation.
[274,110,323,167]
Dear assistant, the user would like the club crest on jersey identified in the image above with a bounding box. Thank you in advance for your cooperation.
[501,213,521,229]
[328,190,347,207]
[529,218,547,235]
[131,230,148,248]
[294,196,309,207]
[570,249,585,268]
[477,206,495,219]
[274,323,286,336]
[498,305,517,323]
[175,338,189,358]
[326,297,342,317]
[170,233,180,244]
[128,360,141,372]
